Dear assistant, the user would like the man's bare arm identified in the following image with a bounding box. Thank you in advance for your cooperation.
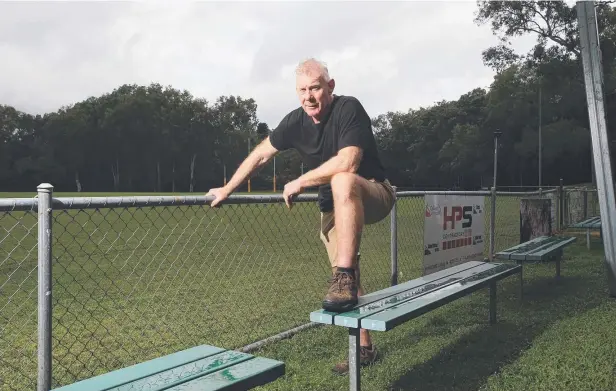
[225,137,278,193]
[297,146,363,188]
[208,137,278,207]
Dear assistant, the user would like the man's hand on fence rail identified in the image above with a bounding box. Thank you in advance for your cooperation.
[206,187,232,208]
[282,179,304,209]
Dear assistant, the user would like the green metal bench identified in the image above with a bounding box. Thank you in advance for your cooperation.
[309,261,521,391]
[50,344,285,391]
[494,235,576,294]
[570,216,601,249]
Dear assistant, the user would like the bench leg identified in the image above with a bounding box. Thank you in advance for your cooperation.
[517,262,524,299]
[349,328,361,391]
[489,281,497,325]
[587,229,590,249]
[555,249,563,280]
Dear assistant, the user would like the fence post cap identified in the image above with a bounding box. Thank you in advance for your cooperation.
[37,183,54,192]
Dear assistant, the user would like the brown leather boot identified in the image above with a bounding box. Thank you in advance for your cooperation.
[332,345,379,375]
[322,269,358,312]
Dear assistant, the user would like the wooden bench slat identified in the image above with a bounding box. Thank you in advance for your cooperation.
[331,262,501,329]
[501,236,564,256]
[165,356,285,391]
[360,263,521,331]
[506,237,571,261]
[570,216,601,228]
[109,350,253,391]
[493,236,551,259]
[309,261,489,325]
[51,344,226,391]
[506,237,575,261]
[359,261,487,303]
[494,236,573,261]
[524,237,577,261]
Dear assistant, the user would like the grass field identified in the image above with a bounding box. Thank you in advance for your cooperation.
[2,191,612,391]
[253,239,616,391]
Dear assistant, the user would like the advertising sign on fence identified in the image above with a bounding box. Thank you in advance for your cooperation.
[423,194,485,276]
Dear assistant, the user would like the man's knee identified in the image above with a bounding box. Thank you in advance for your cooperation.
[331,172,360,200]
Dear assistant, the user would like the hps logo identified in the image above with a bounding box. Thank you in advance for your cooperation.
[442,206,473,230]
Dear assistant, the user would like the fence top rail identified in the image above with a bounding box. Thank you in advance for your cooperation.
[0,187,566,212]
[396,190,491,197]
[396,189,559,198]
[0,193,322,211]
[0,197,38,212]
[496,189,557,196]
[564,187,598,192]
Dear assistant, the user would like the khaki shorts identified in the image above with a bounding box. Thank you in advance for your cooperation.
[319,178,395,273]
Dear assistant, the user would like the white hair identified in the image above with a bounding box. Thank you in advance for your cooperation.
[295,58,331,82]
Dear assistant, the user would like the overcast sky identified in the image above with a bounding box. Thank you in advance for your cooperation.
[0,1,538,127]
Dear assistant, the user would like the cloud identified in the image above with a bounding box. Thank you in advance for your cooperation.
[0,1,536,127]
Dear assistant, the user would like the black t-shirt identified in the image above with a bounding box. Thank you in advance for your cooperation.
[269,95,386,212]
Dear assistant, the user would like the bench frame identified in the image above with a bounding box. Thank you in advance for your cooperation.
[570,216,601,249]
[310,261,521,391]
[494,235,576,296]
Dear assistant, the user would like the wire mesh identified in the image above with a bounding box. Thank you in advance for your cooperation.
[390,195,425,283]
[1,188,568,390]
[46,201,336,388]
[563,188,600,227]
[0,209,39,391]
[493,194,527,251]
[586,189,600,218]
[563,188,578,227]
[394,192,522,284]
[495,190,564,244]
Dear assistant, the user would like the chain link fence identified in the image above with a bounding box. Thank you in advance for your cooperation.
[562,186,600,227]
[0,206,39,391]
[0,185,569,391]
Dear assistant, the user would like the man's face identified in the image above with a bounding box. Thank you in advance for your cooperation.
[295,72,335,120]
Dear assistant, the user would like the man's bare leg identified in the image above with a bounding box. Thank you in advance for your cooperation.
[324,172,385,374]
[327,172,372,345]
[331,172,364,270]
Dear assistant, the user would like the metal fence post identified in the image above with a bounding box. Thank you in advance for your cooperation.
[37,183,53,391]
[489,186,496,261]
[390,186,398,286]
[583,187,588,220]
[554,182,565,232]
[559,178,564,230]
[489,131,500,261]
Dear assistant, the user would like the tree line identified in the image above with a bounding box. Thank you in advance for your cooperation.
[1,1,615,193]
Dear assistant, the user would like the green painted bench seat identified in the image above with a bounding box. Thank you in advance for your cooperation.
[571,216,602,229]
[494,235,576,262]
[310,261,521,391]
[50,344,285,391]
[570,216,601,249]
[494,235,576,286]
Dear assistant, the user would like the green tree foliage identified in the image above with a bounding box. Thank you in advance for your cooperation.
[0,84,255,192]
[372,1,614,189]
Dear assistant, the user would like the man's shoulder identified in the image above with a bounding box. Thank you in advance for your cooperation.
[333,95,368,115]
[272,105,305,134]
[281,105,306,124]
[335,94,363,106]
